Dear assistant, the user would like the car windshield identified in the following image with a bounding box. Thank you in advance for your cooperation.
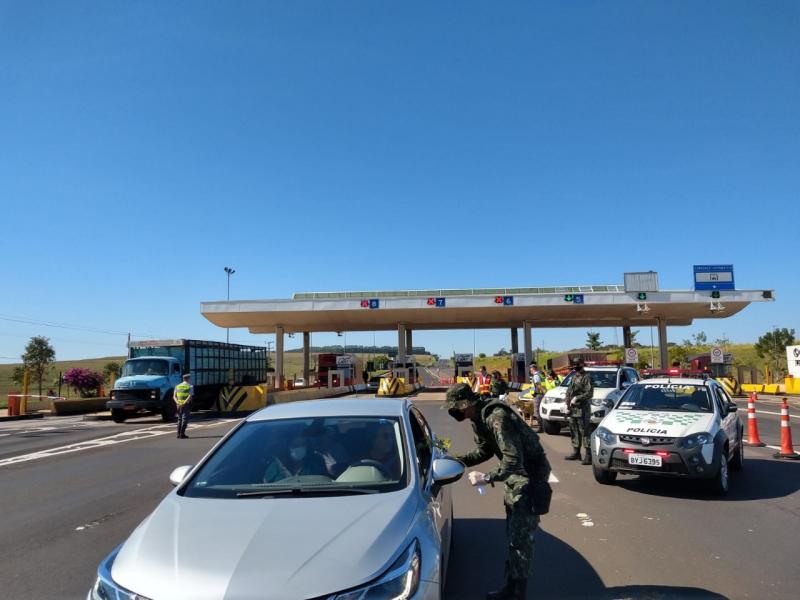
[121,359,168,377]
[616,383,713,413]
[559,370,617,388]
[183,416,407,498]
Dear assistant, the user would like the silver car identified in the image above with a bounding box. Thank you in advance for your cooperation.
[89,398,463,600]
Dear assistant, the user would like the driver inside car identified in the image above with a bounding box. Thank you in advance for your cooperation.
[366,422,401,479]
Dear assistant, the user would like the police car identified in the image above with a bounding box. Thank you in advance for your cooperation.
[539,366,641,435]
[591,377,744,494]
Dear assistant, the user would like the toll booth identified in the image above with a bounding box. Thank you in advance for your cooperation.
[389,357,417,385]
[454,353,475,383]
[510,353,527,384]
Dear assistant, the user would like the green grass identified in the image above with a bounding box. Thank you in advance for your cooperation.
[0,356,126,408]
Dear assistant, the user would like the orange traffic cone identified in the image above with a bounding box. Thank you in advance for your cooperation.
[774,398,800,460]
[744,392,765,447]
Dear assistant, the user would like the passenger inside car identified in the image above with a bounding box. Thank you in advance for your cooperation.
[263,431,328,482]
[366,422,401,479]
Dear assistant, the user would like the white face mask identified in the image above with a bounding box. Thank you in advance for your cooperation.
[290,446,307,461]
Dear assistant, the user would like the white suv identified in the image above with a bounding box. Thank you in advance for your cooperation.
[539,366,641,435]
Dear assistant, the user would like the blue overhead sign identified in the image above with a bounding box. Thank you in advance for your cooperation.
[693,265,735,291]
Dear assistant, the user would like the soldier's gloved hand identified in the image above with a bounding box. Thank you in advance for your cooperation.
[467,471,489,486]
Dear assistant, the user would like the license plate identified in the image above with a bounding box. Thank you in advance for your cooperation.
[628,454,662,467]
[124,404,136,411]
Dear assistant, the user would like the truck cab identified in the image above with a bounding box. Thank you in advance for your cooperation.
[108,357,183,423]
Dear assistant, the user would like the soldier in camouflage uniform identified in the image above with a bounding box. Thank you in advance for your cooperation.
[564,359,595,465]
[445,382,551,600]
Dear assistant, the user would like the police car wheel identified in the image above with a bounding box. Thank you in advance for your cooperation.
[542,420,561,435]
[593,464,617,485]
[709,450,729,495]
[730,433,744,472]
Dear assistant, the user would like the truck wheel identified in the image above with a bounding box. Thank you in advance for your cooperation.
[593,464,617,485]
[542,420,561,435]
[161,391,175,423]
[111,409,127,424]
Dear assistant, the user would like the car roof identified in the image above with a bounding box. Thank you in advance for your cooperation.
[636,377,712,386]
[585,366,622,372]
[247,397,410,422]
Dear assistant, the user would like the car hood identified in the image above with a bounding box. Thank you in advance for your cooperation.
[114,375,168,388]
[602,410,715,438]
[111,489,418,600]
[544,387,615,402]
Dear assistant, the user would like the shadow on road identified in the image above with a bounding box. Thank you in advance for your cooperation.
[616,458,800,501]
[445,517,727,599]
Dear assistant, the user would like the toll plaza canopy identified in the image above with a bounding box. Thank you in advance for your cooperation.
[201,285,773,334]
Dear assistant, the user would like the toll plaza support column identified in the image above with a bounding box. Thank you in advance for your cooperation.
[302,332,310,384]
[398,324,407,362]
[405,328,413,357]
[523,321,533,373]
[511,328,519,355]
[276,326,285,389]
[657,318,668,369]
[622,326,633,349]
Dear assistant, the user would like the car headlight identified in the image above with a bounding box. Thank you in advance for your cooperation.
[334,539,420,600]
[150,390,158,399]
[591,397,603,406]
[90,548,147,600]
[680,432,714,449]
[596,426,617,445]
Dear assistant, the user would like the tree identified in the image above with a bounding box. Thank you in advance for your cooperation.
[629,329,640,346]
[63,368,104,398]
[102,361,122,383]
[495,348,510,356]
[586,331,602,351]
[692,332,708,346]
[22,336,56,397]
[713,335,731,348]
[478,353,486,359]
[10,365,26,386]
[754,328,796,379]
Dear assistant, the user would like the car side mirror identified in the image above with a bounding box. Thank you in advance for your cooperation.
[727,404,738,414]
[432,458,464,488]
[169,465,193,486]
[621,381,631,389]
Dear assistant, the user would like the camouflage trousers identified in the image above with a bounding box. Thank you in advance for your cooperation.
[568,404,591,450]
[504,500,539,579]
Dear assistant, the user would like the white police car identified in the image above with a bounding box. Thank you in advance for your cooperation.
[539,366,641,435]
[591,378,744,494]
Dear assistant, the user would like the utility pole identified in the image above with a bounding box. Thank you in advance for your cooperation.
[266,341,274,370]
[224,267,235,343]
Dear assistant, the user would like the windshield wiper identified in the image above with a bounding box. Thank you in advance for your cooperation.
[236,486,380,498]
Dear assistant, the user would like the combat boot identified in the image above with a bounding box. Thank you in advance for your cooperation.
[581,449,592,465]
[564,449,581,460]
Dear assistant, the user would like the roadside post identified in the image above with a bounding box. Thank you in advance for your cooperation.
[20,368,30,415]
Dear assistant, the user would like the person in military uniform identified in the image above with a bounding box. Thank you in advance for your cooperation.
[446,382,551,600]
[564,359,594,464]
[490,370,508,399]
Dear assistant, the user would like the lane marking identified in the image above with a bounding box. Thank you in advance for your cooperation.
[0,419,238,468]
[548,473,559,483]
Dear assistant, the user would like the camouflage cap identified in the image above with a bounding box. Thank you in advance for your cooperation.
[445,383,480,410]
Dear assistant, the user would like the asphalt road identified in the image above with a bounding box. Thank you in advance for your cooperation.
[1,392,798,599]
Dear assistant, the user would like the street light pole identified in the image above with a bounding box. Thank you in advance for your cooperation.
[224,267,235,343]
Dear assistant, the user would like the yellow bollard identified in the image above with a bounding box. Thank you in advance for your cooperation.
[21,368,30,414]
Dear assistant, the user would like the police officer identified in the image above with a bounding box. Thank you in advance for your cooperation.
[446,383,551,599]
[564,359,594,464]
[175,373,193,439]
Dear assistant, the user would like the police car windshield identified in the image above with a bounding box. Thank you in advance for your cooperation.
[617,384,712,413]
[560,371,617,388]
[182,416,407,498]
[122,359,168,377]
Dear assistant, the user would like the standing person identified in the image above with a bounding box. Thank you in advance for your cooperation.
[564,360,594,464]
[529,363,545,431]
[446,383,551,600]
[175,373,193,439]
[477,365,492,396]
[490,370,508,398]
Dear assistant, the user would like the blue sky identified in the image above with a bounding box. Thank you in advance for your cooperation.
[1,1,798,362]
